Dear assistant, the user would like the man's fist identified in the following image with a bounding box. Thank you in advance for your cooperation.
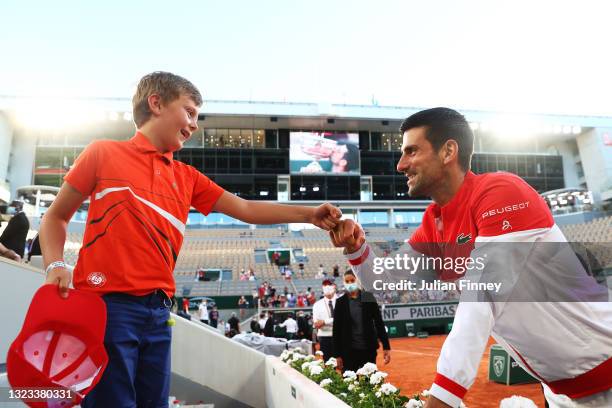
[310,203,342,230]
[329,219,366,254]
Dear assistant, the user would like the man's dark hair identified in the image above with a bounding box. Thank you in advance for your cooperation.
[344,269,355,277]
[399,107,474,171]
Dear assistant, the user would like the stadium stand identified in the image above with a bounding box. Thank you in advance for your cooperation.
[16,215,610,301]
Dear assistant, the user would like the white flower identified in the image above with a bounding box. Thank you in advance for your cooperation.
[358,362,378,376]
[421,389,431,397]
[315,350,324,356]
[291,352,303,362]
[309,365,323,376]
[304,355,315,361]
[359,392,365,399]
[301,362,310,371]
[405,399,423,408]
[380,383,398,395]
[375,391,382,398]
[280,350,290,361]
[499,396,537,408]
[369,371,388,385]
[325,357,337,367]
[319,378,333,388]
[343,370,357,379]
[348,384,355,391]
[343,377,354,383]
[340,393,347,398]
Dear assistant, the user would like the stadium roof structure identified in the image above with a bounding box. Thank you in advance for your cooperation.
[3,95,612,129]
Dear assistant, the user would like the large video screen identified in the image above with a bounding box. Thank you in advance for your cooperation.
[290,131,360,175]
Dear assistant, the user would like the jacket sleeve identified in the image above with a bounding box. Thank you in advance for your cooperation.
[429,302,494,407]
[370,297,390,350]
[332,298,343,357]
[314,300,334,327]
[312,301,325,323]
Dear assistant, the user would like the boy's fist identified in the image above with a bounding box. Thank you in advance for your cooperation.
[310,203,342,230]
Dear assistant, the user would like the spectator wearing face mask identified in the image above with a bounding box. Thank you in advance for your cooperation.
[333,270,391,372]
[296,310,309,340]
[313,279,338,361]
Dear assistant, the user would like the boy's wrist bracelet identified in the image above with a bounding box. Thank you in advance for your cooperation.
[45,260,67,275]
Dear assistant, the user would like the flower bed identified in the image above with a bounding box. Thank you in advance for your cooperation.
[279,348,542,407]
[279,349,432,408]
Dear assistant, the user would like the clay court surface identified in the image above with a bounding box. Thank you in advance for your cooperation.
[375,335,545,407]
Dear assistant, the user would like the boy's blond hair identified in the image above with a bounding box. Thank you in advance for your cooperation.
[132,71,203,127]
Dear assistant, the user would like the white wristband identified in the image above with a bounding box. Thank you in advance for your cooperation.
[46,261,67,275]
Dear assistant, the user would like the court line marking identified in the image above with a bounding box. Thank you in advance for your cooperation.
[390,350,439,357]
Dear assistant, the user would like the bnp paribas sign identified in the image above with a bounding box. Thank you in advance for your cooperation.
[382,303,457,322]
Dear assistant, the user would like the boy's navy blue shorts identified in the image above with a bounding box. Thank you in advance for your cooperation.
[81,290,173,408]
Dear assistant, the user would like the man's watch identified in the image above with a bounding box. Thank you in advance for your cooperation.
[45,260,68,275]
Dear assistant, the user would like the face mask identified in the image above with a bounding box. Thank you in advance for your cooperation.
[322,286,336,296]
[344,282,359,293]
[6,208,15,215]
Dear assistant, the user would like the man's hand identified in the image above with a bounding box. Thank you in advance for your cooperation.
[329,219,366,254]
[336,356,343,371]
[45,267,72,299]
[383,349,391,365]
[310,203,342,230]
[424,396,453,408]
[314,320,325,329]
[1,248,21,262]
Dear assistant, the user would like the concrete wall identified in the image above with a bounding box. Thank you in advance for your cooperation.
[265,355,349,408]
[170,315,349,408]
[6,128,36,199]
[548,139,580,188]
[0,114,13,203]
[577,128,612,203]
[171,316,267,408]
[0,114,12,183]
[0,258,45,364]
